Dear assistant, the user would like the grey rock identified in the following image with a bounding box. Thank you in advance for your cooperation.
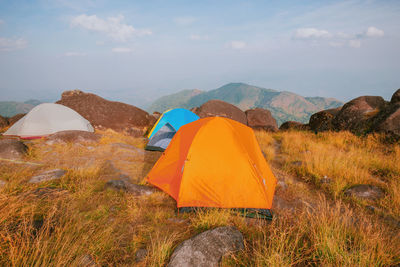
[135,248,147,262]
[0,139,28,160]
[78,254,98,267]
[0,180,6,188]
[105,180,155,196]
[29,169,66,183]
[168,226,244,267]
[344,184,384,200]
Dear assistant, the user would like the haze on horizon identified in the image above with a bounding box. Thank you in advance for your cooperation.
[0,0,399,108]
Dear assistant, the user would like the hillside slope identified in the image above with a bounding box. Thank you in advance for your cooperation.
[148,83,343,125]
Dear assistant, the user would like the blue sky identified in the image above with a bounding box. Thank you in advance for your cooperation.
[0,0,399,107]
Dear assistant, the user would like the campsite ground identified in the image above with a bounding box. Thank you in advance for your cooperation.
[0,129,399,266]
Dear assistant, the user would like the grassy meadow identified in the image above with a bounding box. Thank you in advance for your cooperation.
[0,129,399,266]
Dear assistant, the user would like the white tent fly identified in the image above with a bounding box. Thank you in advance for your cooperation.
[3,103,94,139]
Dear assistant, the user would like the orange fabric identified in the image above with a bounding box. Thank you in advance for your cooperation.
[146,117,277,209]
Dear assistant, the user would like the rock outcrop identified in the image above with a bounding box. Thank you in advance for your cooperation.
[390,89,400,104]
[344,184,384,200]
[0,139,27,160]
[0,115,8,128]
[56,90,152,137]
[29,169,67,183]
[193,100,247,125]
[279,121,309,131]
[245,108,278,131]
[168,226,244,267]
[7,113,25,126]
[332,96,386,134]
[309,108,341,132]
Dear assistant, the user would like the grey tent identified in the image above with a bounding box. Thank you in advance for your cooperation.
[145,123,176,151]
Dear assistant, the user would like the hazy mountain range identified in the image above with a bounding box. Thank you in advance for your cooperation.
[0,100,42,117]
[149,83,343,125]
[0,83,343,125]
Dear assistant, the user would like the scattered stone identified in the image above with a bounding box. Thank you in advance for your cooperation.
[167,217,188,224]
[56,90,152,137]
[135,248,148,263]
[105,180,155,196]
[29,169,67,183]
[277,180,287,190]
[320,176,332,184]
[193,99,248,125]
[46,130,101,144]
[291,161,303,167]
[78,254,98,267]
[0,139,28,160]
[168,226,244,267]
[344,184,384,200]
[245,108,278,131]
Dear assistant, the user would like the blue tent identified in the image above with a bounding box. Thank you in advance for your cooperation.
[147,108,199,139]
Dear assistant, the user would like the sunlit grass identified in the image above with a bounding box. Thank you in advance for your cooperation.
[0,129,399,266]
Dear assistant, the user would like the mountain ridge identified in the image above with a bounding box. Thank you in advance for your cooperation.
[148,83,343,125]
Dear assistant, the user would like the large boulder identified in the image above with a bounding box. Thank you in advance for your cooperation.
[0,115,8,128]
[168,226,244,267]
[7,113,25,126]
[193,100,247,125]
[332,96,386,133]
[0,139,27,160]
[279,121,310,131]
[245,108,278,131]
[46,130,101,144]
[390,89,400,104]
[374,104,400,139]
[56,90,152,137]
[309,107,341,132]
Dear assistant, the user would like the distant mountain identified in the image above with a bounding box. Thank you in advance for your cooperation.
[148,83,343,125]
[0,99,42,117]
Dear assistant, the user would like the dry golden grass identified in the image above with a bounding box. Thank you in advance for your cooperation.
[276,130,400,218]
[0,129,399,266]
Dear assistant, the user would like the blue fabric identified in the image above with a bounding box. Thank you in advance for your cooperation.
[148,108,199,139]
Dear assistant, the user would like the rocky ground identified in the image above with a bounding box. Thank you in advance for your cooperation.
[0,129,399,266]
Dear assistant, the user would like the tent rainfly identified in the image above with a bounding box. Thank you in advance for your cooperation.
[146,117,277,217]
[3,103,94,139]
[147,108,199,139]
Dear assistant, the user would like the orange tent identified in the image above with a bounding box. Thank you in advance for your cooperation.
[146,117,277,210]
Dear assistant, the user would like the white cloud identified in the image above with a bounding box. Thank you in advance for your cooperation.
[365,26,384,38]
[349,39,361,48]
[71,14,151,42]
[230,41,246,50]
[294,28,332,39]
[112,47,132,53]
[189,34,209,41]
[65,51,87,56]
[0,37,27,51]
[174,16,196,25]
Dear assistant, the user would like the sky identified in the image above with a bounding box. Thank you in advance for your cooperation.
[0,0,399,107]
